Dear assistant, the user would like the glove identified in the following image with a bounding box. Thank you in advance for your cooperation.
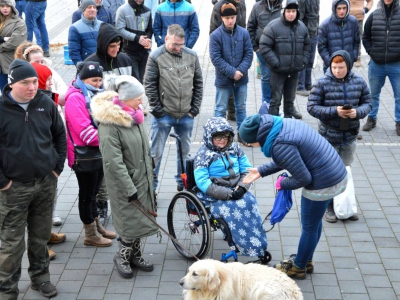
[363,7,369,14]
[275,176,284,190]
[128,192,138,203]
[230,187,246,200]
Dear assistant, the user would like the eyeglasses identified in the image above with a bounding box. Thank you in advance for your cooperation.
[213,135,230,141]
[171,43,185,48]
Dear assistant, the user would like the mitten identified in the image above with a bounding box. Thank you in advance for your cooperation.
[230,187,246,200]
[128,192,138,202]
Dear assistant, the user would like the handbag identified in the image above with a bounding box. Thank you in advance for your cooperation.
[67,124,103,173]
[334,166,357,219]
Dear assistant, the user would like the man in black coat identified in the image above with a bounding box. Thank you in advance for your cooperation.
[259,0,310,118]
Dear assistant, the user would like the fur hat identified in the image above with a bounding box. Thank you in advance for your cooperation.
[220,3,237,17]
[31,63,52,90]
[104,75,144,101]
[239,114,261,144]
[77,61,103,80]
[284,0,298,9]
[0,0,18,15]
[80,0,96,11]
[8,59,38,84]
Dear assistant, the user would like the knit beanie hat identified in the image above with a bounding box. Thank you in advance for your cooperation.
[284,0,298,9]
[104,75,144,101]
[31,63,52,90]
[220,3,237,17]
[239,114,261,144]
[80,0,96,12]
[8,59,38,84]
[77,61,103,80]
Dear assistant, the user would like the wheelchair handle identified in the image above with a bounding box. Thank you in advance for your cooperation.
[169,133,185,177]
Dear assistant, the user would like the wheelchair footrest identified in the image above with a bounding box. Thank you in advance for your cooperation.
[221,249,238,262]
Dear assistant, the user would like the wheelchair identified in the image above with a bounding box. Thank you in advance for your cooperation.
[166,133,272,264]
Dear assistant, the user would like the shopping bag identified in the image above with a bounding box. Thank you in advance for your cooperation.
[270,173,293,226]
[333,166,357,219]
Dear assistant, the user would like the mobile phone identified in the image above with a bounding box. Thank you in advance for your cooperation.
[343,104,353,110]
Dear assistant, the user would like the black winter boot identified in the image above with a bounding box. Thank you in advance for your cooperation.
[362,116,377,131]
[113,238,134,278]
[130,239,154,272]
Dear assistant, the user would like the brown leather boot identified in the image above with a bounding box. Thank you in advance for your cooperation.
[95,217,116,239]
[48,247,56,260]
[83,222,112,247]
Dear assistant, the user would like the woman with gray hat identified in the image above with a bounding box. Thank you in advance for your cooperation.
[0,0,27,91]
[91,75,159,279]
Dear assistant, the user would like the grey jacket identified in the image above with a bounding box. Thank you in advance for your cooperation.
[247,0,283,51]
[298,0,320,38]
[144,45,203,119]
[0,12,27,73]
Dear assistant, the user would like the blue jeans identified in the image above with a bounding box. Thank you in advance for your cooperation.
[15,0,42,45]
[256,52,271,103]
[215,85,247,129]
[151,114,194,190]
[295,196,331,269]
[25,1,49,52]
[368,60,400,122]
[298,36,318,90]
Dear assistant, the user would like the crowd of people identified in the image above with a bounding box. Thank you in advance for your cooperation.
[0,0,399,298]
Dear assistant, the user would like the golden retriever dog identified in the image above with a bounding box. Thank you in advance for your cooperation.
[180,259,303,300]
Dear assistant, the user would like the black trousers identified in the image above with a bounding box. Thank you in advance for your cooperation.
[75,169,104,224]
[126,52,149,84]
[268,71,299,118]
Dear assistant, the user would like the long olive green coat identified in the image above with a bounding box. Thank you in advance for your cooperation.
[91,91,158,241]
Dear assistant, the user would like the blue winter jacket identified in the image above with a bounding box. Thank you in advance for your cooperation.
[194,117,252,200]
[256,115,347,191]
[68,17,102,65]
[209,24,253,88]
[307,50,371,146]
[318,0,360,68]
[153,0,200,49]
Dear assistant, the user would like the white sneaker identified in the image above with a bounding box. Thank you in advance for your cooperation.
[52,212,62,226]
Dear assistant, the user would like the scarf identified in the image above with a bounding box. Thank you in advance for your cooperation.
[113,97,144,125]
[261,116,283,158]
[74,76,104,128]
[128,0,144,15]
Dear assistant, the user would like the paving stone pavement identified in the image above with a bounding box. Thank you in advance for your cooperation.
[15,0,400,299]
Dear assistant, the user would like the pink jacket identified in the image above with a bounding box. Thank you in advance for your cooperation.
[64,81,99,168]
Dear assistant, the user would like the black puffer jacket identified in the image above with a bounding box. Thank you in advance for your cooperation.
[209,0,246,34]
[259,0,311,74]
[85,23,133,76]
[247,0,283,51]
[298,0,320,38]
[362,0,400,64]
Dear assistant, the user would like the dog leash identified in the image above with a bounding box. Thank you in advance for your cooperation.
[130,199,201,261]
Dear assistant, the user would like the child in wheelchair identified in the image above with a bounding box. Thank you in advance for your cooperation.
[193,117,268,259]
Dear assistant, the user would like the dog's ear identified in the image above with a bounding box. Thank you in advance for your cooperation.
[206,268,221,291]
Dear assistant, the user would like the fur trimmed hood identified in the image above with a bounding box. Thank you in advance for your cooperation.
[91,91,133,127]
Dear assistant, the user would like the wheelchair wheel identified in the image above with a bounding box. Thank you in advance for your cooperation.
[167,191,211,260]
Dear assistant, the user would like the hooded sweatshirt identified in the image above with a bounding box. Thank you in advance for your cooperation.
[85,23,133,76]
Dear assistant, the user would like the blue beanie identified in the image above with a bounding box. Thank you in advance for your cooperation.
[239,114,261,144]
